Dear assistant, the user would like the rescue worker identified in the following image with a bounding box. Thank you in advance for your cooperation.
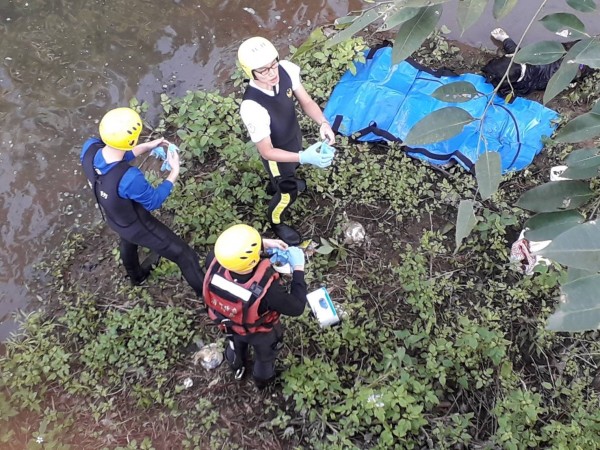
[238,36,336,246]
[80,107,204,296]
[203,224,307,389]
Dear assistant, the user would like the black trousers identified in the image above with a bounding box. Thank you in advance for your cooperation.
[262,159,302,226]
[225,328,282,383]
[117,214,204,297]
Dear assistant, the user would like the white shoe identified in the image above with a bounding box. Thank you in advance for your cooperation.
[491,28,509,42]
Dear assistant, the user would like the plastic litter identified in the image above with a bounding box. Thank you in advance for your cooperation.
[510,229,552,275]
[182,377,193,389]
[192,343,223,370]
[307,287,340,328]
[343,220,366,245]
[550,165,570,181]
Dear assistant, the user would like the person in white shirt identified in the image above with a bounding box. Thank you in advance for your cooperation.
[238,37,336,245]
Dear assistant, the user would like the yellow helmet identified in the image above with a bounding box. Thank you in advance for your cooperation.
[99,107,143,151]
[237,37,279,79]
[215,224,262,273]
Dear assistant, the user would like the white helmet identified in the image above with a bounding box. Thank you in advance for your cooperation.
[237,37,279,79]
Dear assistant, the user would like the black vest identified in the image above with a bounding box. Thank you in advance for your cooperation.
[242,65,303,152]
[81,141,151,233]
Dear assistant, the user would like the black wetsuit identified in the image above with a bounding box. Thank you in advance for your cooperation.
[81,139,204,295]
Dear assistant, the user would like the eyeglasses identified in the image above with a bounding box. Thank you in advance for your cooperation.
[254,59,279,76]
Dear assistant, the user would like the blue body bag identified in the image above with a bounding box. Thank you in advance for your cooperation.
[323,46,559,173]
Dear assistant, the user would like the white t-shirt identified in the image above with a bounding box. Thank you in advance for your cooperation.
[239,60,302,143]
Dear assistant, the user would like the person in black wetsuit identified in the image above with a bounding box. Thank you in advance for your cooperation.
[238,36,336,246]
[203,224,307,389]
[80,107,204,295]
[482,28,591,98]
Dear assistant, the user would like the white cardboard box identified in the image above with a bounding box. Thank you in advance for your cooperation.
[306,287,340,328]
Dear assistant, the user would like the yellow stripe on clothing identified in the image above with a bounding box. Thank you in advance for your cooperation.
[268,160,281,178]
[271,193,291,224]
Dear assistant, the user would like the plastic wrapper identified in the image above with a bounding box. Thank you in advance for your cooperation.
[343,221,366,245]
[192,343,223,370]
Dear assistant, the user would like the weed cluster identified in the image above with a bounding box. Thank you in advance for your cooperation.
[2,32,600,450]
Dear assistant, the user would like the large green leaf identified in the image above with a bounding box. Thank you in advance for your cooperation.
[455,199,477,253]
[457,0,488,36]
[567,267,597,283]
[377,7,420,32]
[539,221,600,271]
[572,38,600,69]
[392,5,443,64]
[546,275,600,332]
[291,28,326,62]
[475,152,502,201]
[566,0,596,13]
[543,57,580,104]
[325,7,382,49]
[516,180,593,212]
[430,81,481,103]
[334,15,360,27]
[539,13,588,39]
[562,147,600,179]
[554,111,600,143]
[403,0,449,6]
[514,41,566,65]
[524,210,585,241]
[404,107,475,145]
[493,0,518,19]
[565,146,600,165]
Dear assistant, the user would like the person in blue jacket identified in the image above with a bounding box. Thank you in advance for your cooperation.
[80,107,204,295]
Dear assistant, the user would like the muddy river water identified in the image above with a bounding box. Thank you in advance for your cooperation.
[1,0,598,340]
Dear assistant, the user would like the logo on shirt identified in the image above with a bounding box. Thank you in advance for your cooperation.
[286,88,292,98]
[248,123,256,134]
[100,190,108,199]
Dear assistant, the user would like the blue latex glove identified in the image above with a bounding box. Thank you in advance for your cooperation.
[287,247,305,268]
[320,142,336,158]
[299,141,334,168]
[150,143,179,171]
[150,146,166,160]
[267,248,289,265]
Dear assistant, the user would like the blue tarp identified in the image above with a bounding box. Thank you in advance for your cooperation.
[324,47,559,173]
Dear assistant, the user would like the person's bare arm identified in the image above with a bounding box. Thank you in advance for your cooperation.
[294,85,335,143]
[132,138,165,157]
[255,136,301,162]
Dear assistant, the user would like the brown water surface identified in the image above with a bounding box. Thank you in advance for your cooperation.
[1,0,598,340]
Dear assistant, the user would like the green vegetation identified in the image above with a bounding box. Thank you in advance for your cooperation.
[2,21,600,450]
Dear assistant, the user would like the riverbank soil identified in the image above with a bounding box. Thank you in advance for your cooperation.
[2,31,600,449]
